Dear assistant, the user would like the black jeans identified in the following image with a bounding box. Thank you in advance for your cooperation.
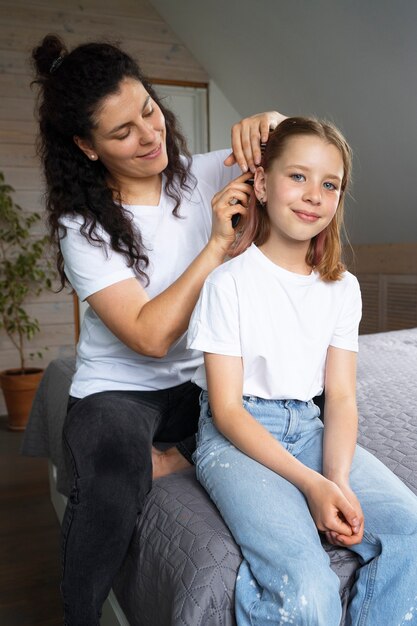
[61,381,199,625]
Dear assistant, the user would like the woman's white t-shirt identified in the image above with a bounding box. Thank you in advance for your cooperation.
[60,150,239,398]
[187,244,362,401]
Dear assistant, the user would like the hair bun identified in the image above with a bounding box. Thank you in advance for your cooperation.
[32,34,67,77]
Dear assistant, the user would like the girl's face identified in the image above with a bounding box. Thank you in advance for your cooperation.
[75,78,168,186]
[256,135,344,247]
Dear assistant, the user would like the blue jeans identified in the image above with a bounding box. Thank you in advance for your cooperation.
[61,382,199,625]
[195,392,417,626]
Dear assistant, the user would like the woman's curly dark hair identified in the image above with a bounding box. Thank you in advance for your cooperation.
[32,34,194,288]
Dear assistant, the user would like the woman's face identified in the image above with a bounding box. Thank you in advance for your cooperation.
[76,78,168,185]
[257,135,344,246]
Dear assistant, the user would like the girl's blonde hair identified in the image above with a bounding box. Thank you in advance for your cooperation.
[232,117,353,281]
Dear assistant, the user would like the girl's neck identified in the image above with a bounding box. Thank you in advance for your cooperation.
[110,173,163,206]
[258,236,312,275]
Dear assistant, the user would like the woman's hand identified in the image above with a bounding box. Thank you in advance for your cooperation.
[304,475,363,545]
[224,110,287,173]
[209,171,253,253]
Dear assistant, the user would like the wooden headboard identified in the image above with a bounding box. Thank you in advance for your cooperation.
[344,243,417,334]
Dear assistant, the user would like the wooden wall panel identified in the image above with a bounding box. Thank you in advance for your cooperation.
[345,242,417,275]
[346,244,417,335]
[0,167,42,190]
[0,0,208,415]
[0,97,35,120]
[358,275,417,335]
[0,73,33,98]
[356,276,380,335]
[0,120,37,144]
[0,143,37,168]
[2,0,161,20]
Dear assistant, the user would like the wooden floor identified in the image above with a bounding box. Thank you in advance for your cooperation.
[0,416,63,625]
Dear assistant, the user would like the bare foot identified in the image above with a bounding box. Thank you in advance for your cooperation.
[151,446,192,480]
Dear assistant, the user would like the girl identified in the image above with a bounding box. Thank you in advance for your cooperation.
[188,117,417,625]
[32,33,284,624]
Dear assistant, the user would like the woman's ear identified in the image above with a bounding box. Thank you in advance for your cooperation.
[73,136,98,161]
[253,167,267,204]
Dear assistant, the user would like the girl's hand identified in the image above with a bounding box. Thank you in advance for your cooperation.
[209,172,253,253]
[224,111,286,173]
[305,475,363,543]
[324,482,364,547]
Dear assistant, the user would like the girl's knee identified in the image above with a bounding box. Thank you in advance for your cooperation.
[275,568,341,625]
[242,565,340,625]
[243,578,341,626]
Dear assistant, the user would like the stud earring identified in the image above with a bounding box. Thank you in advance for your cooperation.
[90,154,97,160]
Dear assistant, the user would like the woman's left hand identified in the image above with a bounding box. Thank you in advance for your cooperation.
[224,111,287,173]
[209,171,254,252]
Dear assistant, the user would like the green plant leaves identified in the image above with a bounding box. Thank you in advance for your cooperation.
[0,171,53,371]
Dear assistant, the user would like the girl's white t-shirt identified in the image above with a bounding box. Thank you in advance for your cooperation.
[187,244,362,401]
[60,150,239,397]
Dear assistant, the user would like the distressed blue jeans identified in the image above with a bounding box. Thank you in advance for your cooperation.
[194,392,417,626]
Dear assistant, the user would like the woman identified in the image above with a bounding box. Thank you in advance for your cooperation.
[188,117,417,625]
[32,33,284,624]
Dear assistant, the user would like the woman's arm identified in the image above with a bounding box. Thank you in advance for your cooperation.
[87,171,252,357]
[321,346,364,545]
[205,352,360,538]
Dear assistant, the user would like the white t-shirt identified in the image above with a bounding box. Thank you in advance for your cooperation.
[187,244,362,401]
[60,150,239,397]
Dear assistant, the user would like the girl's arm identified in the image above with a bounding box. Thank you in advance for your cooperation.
[321,346,365,546]
[205,352,360,539]
[323,346,358,483]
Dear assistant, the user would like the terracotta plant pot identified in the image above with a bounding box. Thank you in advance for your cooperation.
[0,368,44,431]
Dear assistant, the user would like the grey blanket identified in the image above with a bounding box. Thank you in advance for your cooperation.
[22,328,417,625]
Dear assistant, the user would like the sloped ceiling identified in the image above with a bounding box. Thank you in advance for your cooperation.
[149,0,417,245]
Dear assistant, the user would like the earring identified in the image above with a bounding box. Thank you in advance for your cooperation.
[259,197,266,207]
[90,154,97,161]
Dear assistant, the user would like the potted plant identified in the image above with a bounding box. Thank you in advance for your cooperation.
[0,170,52,430]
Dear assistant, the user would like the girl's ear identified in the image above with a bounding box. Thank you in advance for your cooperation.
[253,167,267,204]
[73,135,98,161]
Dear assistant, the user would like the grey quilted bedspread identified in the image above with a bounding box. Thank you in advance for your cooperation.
[21,328,417,625]
[355,330,417,494]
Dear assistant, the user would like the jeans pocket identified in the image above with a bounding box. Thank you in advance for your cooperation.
[196,415,215,449]
[196,391,214,444]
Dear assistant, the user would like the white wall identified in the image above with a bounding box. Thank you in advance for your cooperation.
[208,80,242,151]
[149,0,417,247]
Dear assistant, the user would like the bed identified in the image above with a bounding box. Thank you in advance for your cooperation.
[21,328,417,625]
